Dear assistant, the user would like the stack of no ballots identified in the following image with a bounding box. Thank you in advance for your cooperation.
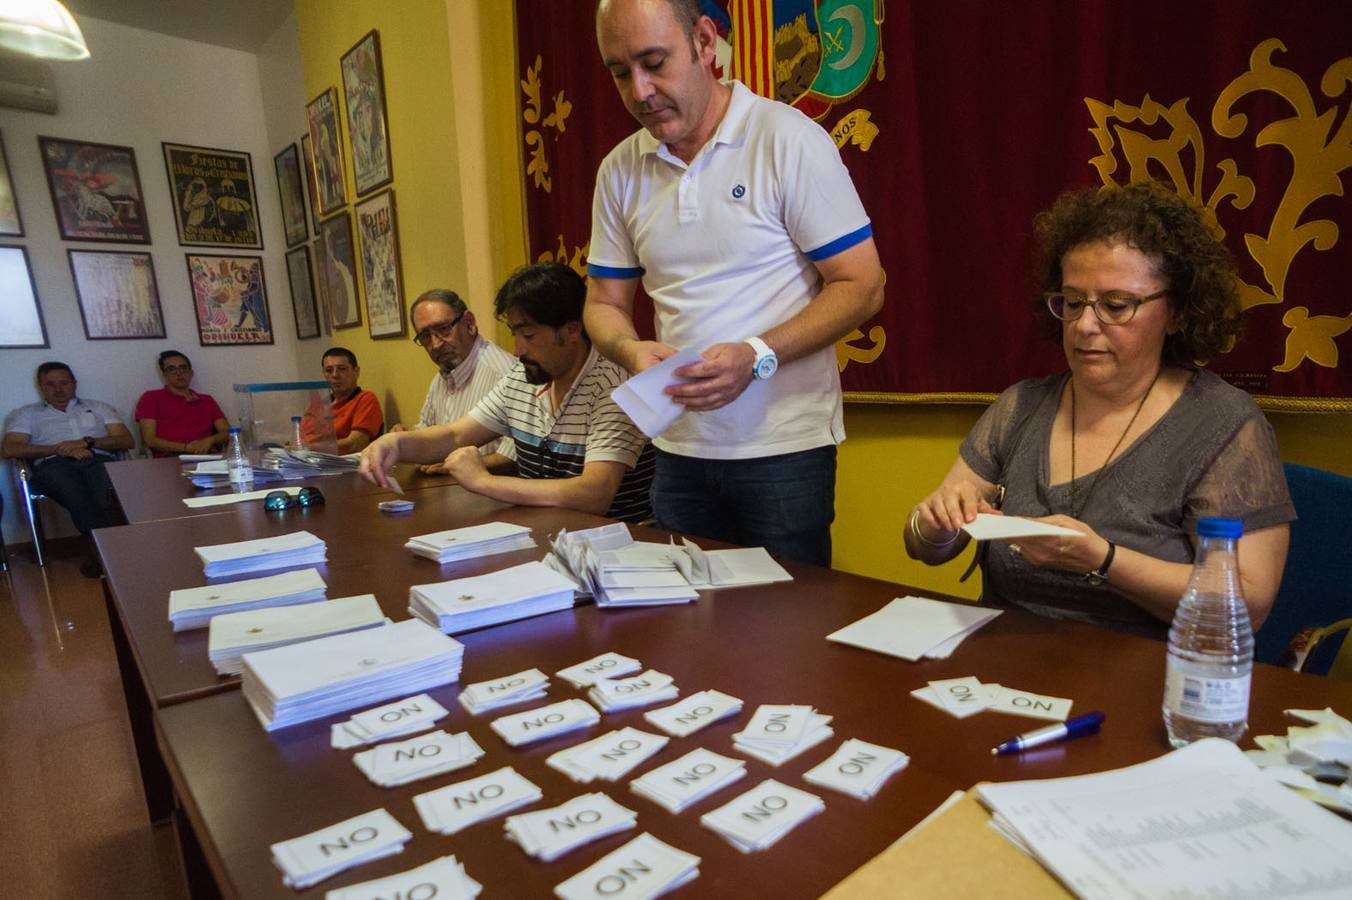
[168,567,327,631]
[194,530,326,578]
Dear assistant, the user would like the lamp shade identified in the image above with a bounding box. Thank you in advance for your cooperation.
[0,0,90,60]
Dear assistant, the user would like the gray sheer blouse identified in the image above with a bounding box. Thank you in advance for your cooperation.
[959,368,1295,639]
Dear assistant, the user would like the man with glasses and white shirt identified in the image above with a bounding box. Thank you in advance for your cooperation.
[393,289,517,475]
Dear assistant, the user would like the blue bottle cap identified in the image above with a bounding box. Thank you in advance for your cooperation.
[228,426,241,433]
[1197,517,1243,538]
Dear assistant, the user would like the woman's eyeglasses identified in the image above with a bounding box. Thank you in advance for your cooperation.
[1045,290,1166,326]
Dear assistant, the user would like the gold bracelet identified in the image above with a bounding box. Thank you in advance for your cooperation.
[910,508,959,548]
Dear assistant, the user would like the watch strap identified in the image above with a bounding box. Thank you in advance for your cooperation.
[744,336,773,361]
[1087,541,1116,584]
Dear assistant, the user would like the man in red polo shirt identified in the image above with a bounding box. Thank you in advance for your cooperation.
[134,350,231,457]
[314,346,383,453]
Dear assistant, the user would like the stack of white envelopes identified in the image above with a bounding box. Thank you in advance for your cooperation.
[548,525,698,606]
[195,530,326,578]
[732,704,835,766]
[168,567,327,632]
[644,689,745,737]
[326,856,481,900]
[207,594,385,676]
[409,561,576,634]
[826,596,1002,661]
[555,834,700,900]
[630,747,747,813]
[242,618,464,731]
[555,651,642,688]
[588,669,679,711]
[414,767,542,835]
[803,738,910,800]
[270,808,411,890]
[700,779,824,853]
[458,668,549,714]
[405,521,536,563]
[331,693,450,749]
[673,537,793,589]
[505,794,638,861]
[490,698,600,747]
[352,729,485,787]
[547,727,669,783]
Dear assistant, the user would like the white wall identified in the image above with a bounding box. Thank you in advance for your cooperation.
[0,16,309,544]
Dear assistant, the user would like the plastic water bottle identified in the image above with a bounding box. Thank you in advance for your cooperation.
[291,415,305,450]
[1162,517,1253,747]
[226,427,253,490]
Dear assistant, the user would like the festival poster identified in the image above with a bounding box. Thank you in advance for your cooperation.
[68,250,165,340]
[186,253,274,346]
[274,143,309,248]
[318,211,360,330]
[306,88,348,215]
[162,142,263,249]
[38,136,149,243]
[341,30,394,196]
[0,131,22,236]
[355,188,405,338]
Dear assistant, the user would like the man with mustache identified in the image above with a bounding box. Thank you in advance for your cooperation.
[360,264,653,522]
[390,288,516,475]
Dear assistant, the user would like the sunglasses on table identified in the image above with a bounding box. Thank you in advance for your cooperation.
[264,487,325,510]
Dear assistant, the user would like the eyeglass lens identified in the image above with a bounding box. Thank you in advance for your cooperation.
[413,312,465,346]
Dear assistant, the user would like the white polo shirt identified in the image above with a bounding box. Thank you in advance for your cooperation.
[588,80,872,460]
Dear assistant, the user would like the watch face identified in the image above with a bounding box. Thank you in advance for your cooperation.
[754,356,778,380]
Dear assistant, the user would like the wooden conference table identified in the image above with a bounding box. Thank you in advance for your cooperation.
[96,462,1352,899]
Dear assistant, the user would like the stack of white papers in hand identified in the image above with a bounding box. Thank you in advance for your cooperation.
[588,669,679,711]
[195,530,327,578]
[326,855,481,900]
[555,833,700,900]
[608,347,703,439]
[732,704,834,766]
[644,689,744,737]
[458,668,549,715]
[270,808,410,890]
[352,729,485,787]
[242,619,464,732]
[700,780,824,853]
[331,693,450,749]
[630,747,747,813]
[490,698,600,747]
[547,727,669,783]
[414,767,542,835]
[208,594,385,675]
[505,793,638,862]
[803,738,910,799]
[555,651,642,688]
[405,522,536,563]
[674,538,793,589]
[826,596,1002,661]
[409,561,576,634]
[168,567,327,631]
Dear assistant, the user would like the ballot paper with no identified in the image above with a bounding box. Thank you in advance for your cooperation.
[827,596,1001,661]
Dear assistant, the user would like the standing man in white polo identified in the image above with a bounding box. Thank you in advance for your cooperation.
[584,0,884,566]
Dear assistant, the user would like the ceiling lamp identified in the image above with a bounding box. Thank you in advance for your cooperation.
[0,1,90,60]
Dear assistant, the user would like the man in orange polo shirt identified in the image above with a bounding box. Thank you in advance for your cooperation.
[316,347,382,452]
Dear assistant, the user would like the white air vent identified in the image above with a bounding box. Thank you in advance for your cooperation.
[0,50,57,114]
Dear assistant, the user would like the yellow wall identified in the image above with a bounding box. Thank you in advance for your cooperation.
[292,3,1352,593]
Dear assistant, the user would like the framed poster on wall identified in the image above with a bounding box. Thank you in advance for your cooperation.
[38,136,150,243]
[341,29,393,196]
[0,245,48,347]
[286,245,321,340]
[305,88,348,216]
[300,134,321,237]
[317,211,360,330]
[273,143,309,248]
[162,142,263,249]
[354,189,405,338]
[0,130,22,236]
[185,253,274,346]
[68,249,165,339]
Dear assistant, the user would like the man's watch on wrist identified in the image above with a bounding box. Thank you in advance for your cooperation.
[744,336,778,380]
[1085,541,1116,585]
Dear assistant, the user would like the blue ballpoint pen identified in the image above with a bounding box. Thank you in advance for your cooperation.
[990,711,1106,755]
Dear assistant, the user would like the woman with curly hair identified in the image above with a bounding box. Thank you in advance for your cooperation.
[904,181,1294,639]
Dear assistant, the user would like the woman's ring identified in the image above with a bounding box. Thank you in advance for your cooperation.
[1009,544,1023,556]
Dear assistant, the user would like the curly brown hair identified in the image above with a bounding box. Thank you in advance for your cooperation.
[1032,181,1242,365]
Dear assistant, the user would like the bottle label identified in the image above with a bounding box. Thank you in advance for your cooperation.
[1164,657,1250,723]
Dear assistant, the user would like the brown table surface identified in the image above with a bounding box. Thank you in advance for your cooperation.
[152,552,1352,899]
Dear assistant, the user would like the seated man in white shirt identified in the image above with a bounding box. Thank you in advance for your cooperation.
[360,264,654,521]
[391,288,517,475]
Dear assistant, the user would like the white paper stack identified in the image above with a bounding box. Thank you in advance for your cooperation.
[547,727,670,783]
[195,530,327,578]
[409,561,576,633]
[270,808,411,890]
[732,704,834,766]
[188,459,290,488]
[1246,707,1352,814]
[700,779,824,853]
[548,526,699,607]
[405,521,536,563]
[588,670,679,712]
[325,855,482,900]
[490,698,600,747]
[630,747,747,813]
[826,596,1002,661]
[458,668,549,715]
[208,594,385,675]
[555,833,700,900]
[413,767,542,835]
[674,538,794,589]
[803,738,910,799]
[505,793,638,861]
[242,619,464,732]
[352,729,485,787]
[556,651,642,688]
[263,447,360,475]
[331,693,451,748]
[168,567,328,631]
[644,689,744,737]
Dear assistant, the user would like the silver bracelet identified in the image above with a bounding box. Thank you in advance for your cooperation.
[909,508,959,548]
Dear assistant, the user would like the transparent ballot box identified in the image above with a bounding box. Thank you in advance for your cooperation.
[231,381,335,452]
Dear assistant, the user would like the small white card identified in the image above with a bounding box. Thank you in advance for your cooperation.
[734,705,817,749]
[589,669,678,710]
[333,693,450,747]
[989,685,1073,721]
[325,855,481,900]
[413,767,542,835]
[928,677,996,715]
[549,727,670,783]
[803,738,909,799]
[352,730,483,787]
[630,747,746,813]
[556,651,642,688]
[271,808,410,888]
[458,668,549,713]
[505,793,637,862]
[490,698,599,746]
[643,689,743,737]
[700,779,824,853]
[554,833,700,900]
[910,682,1003,719]
[961,513,1083,540]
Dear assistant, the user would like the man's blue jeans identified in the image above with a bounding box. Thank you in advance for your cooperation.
[31,456,118,536]
[651,446,836,567]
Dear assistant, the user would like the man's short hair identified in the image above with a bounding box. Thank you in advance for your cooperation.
[410,289,468,322]
[158,349,191,371]
[597,0,702,37]
[494,264,587,333]
[36,361,73,382]
[322,347,358,367]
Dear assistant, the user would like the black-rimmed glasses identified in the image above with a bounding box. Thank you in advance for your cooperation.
[1045,290,1166,326]
[412,311,466,347]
